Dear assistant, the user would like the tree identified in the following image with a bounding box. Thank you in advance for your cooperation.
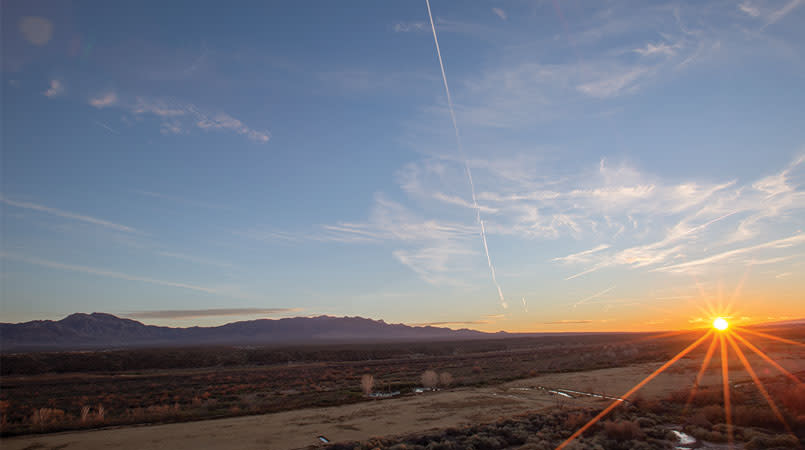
[421,370,438,389]
[361,374,374,396]
[439,372,453,387]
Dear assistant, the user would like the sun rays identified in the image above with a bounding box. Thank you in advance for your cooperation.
[556,314,804,449]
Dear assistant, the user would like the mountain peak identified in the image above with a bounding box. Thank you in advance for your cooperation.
[1,313,489,351]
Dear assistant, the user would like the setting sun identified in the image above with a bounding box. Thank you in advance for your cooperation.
[713,317,729,331]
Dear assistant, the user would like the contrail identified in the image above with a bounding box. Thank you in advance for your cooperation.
[425,0,507,309]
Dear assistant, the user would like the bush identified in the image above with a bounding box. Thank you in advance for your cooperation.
[745,434,800,450]
[602,420,644,441]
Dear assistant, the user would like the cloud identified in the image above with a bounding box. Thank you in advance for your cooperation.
[133,190,232,210]
[764,0,802,28]
[125,308,302,319]
[0,195,137,233]
[653,234,805,274]
[98,96,270,143]
[93,120,119,134]
[544,320,594,324]
[196,112,270,143]
[739,2,761,17]
[242,193,479,285]
[156,251,233,268]
[553,244,611,264]
[410,320,489,327]
[19,17,53,46]
[492,8,507,20]
[393,22,426,32]
[89,92,118,108]
[576,66,649,98]
[1,253,219,294]
[573,285,616,309]
[43,80,64,97]
[634,42,677,57]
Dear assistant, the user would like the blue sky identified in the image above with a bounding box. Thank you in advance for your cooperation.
[2,0,804,331]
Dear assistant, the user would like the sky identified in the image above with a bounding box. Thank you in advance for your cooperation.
[2,0,804,332]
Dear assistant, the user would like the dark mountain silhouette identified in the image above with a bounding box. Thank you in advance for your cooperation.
[0,313,492,351]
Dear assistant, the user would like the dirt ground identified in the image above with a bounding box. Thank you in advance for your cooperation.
[4,348,803,450]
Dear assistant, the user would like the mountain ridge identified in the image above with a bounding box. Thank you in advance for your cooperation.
[0,312,492,351]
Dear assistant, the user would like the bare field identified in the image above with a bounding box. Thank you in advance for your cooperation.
[4,344,803,450]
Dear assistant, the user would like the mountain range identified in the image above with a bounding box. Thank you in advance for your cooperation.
[0,313,492,351]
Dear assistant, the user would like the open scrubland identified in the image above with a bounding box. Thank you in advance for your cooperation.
[2,326,804,449]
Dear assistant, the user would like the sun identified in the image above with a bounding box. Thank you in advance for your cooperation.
[713,317,729,331]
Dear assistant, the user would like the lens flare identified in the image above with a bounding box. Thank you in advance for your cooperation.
[713,317,729,331]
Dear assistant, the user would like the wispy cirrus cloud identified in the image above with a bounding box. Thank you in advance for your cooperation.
[89,92,118,108]
[492,8,507,21]
[573,285,616,309]
[0,195,138,233]
[125,307,302,320]
[653,234,805,274]
[155,251,234,268]
[633,42,678,57]
[88,93,270,143]
[392,21,426,33]
[133,190,233,211]
[738,0,802,29]
[544,320,595,325]
[1,253,219,294]
[410,320,489,327]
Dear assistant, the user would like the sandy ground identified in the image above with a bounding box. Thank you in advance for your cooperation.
[4,350,803,450]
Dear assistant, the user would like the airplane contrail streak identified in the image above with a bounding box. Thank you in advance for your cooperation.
[425,0,507,309]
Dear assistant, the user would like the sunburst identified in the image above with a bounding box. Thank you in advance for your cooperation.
[556,305,803,449]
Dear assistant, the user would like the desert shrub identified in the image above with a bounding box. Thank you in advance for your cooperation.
[701,404,725,424]
[421,370,438,389]
[602,420,644,441]
[684,411,711,428]
[733,405,780,428]
[361,374,374,396]
[565,412,589,429]
[779,384,805,415]
[439,372,453,388]
[467,432,505,449]
[689,388,723,407]
[745,433,800,449]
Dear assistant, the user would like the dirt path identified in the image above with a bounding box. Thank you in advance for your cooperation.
[4,353,802,450]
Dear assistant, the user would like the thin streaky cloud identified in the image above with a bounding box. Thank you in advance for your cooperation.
[573,285,616,309]
[553,244,611,263]
[89,92,118,108]
[156,251,234,268]
[763,0,802,28]
[653,234,805,273]
[409,320,489,327]
[94,120,119,134]
[125,308,302,319]
[0,195,137,233]
[565,264,603,281]
[393,21,426,32]
[544,320,594,324]
[492,8,507,20]
[133,190,232,210]
[1,253,219,294]
[739,2,760,17]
